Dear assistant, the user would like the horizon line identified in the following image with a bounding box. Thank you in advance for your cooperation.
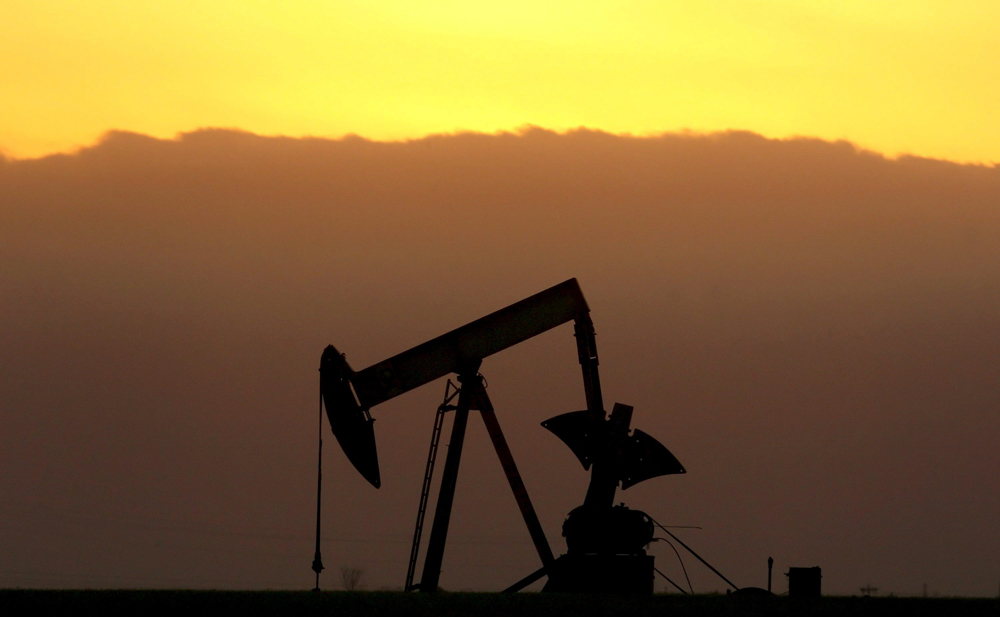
[3,125,997,169]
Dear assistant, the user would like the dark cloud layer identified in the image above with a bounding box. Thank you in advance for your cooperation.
[1,128,998,594]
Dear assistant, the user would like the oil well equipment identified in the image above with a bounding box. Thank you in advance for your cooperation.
[313,278,690,593]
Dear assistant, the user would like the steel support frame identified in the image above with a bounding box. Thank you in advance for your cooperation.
[418,369,476,592]
[416,311,608,591]
[417,368,554,592]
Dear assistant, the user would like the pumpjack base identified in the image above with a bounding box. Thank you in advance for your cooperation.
[542,554,654,594]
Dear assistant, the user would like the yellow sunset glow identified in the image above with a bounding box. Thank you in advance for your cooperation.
[2,1,998,162]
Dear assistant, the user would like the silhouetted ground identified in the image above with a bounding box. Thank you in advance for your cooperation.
[2,591,998,616]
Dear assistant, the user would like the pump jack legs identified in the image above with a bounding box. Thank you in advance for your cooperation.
[415,368,555,592]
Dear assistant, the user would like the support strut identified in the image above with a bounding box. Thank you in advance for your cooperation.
[418,367,477,591]
[473,379,555,569]
[405,381,459,591]
[417,368,555,592]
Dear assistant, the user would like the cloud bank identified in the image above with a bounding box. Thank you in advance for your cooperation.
[1,128,998,593]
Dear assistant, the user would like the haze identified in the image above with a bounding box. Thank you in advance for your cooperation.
[1,128,997,595]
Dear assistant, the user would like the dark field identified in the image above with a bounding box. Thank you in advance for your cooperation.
[2,591,998,616]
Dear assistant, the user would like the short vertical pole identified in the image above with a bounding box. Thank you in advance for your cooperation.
[767,557,773,593]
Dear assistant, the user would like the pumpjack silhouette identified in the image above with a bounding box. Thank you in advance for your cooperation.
[318,279,685,593]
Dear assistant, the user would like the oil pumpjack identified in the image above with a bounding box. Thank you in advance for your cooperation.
[318,279,686,593]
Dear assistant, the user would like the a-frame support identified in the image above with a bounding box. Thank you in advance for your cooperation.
[418,367,554,592]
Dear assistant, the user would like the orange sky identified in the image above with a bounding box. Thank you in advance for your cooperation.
[3,1,999,162]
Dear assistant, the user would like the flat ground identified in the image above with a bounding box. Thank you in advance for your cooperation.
[2,590,997,616]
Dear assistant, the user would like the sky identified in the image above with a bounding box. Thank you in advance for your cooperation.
[1,129,998,595]
[2,1,999,163]
[2,0,999,598]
